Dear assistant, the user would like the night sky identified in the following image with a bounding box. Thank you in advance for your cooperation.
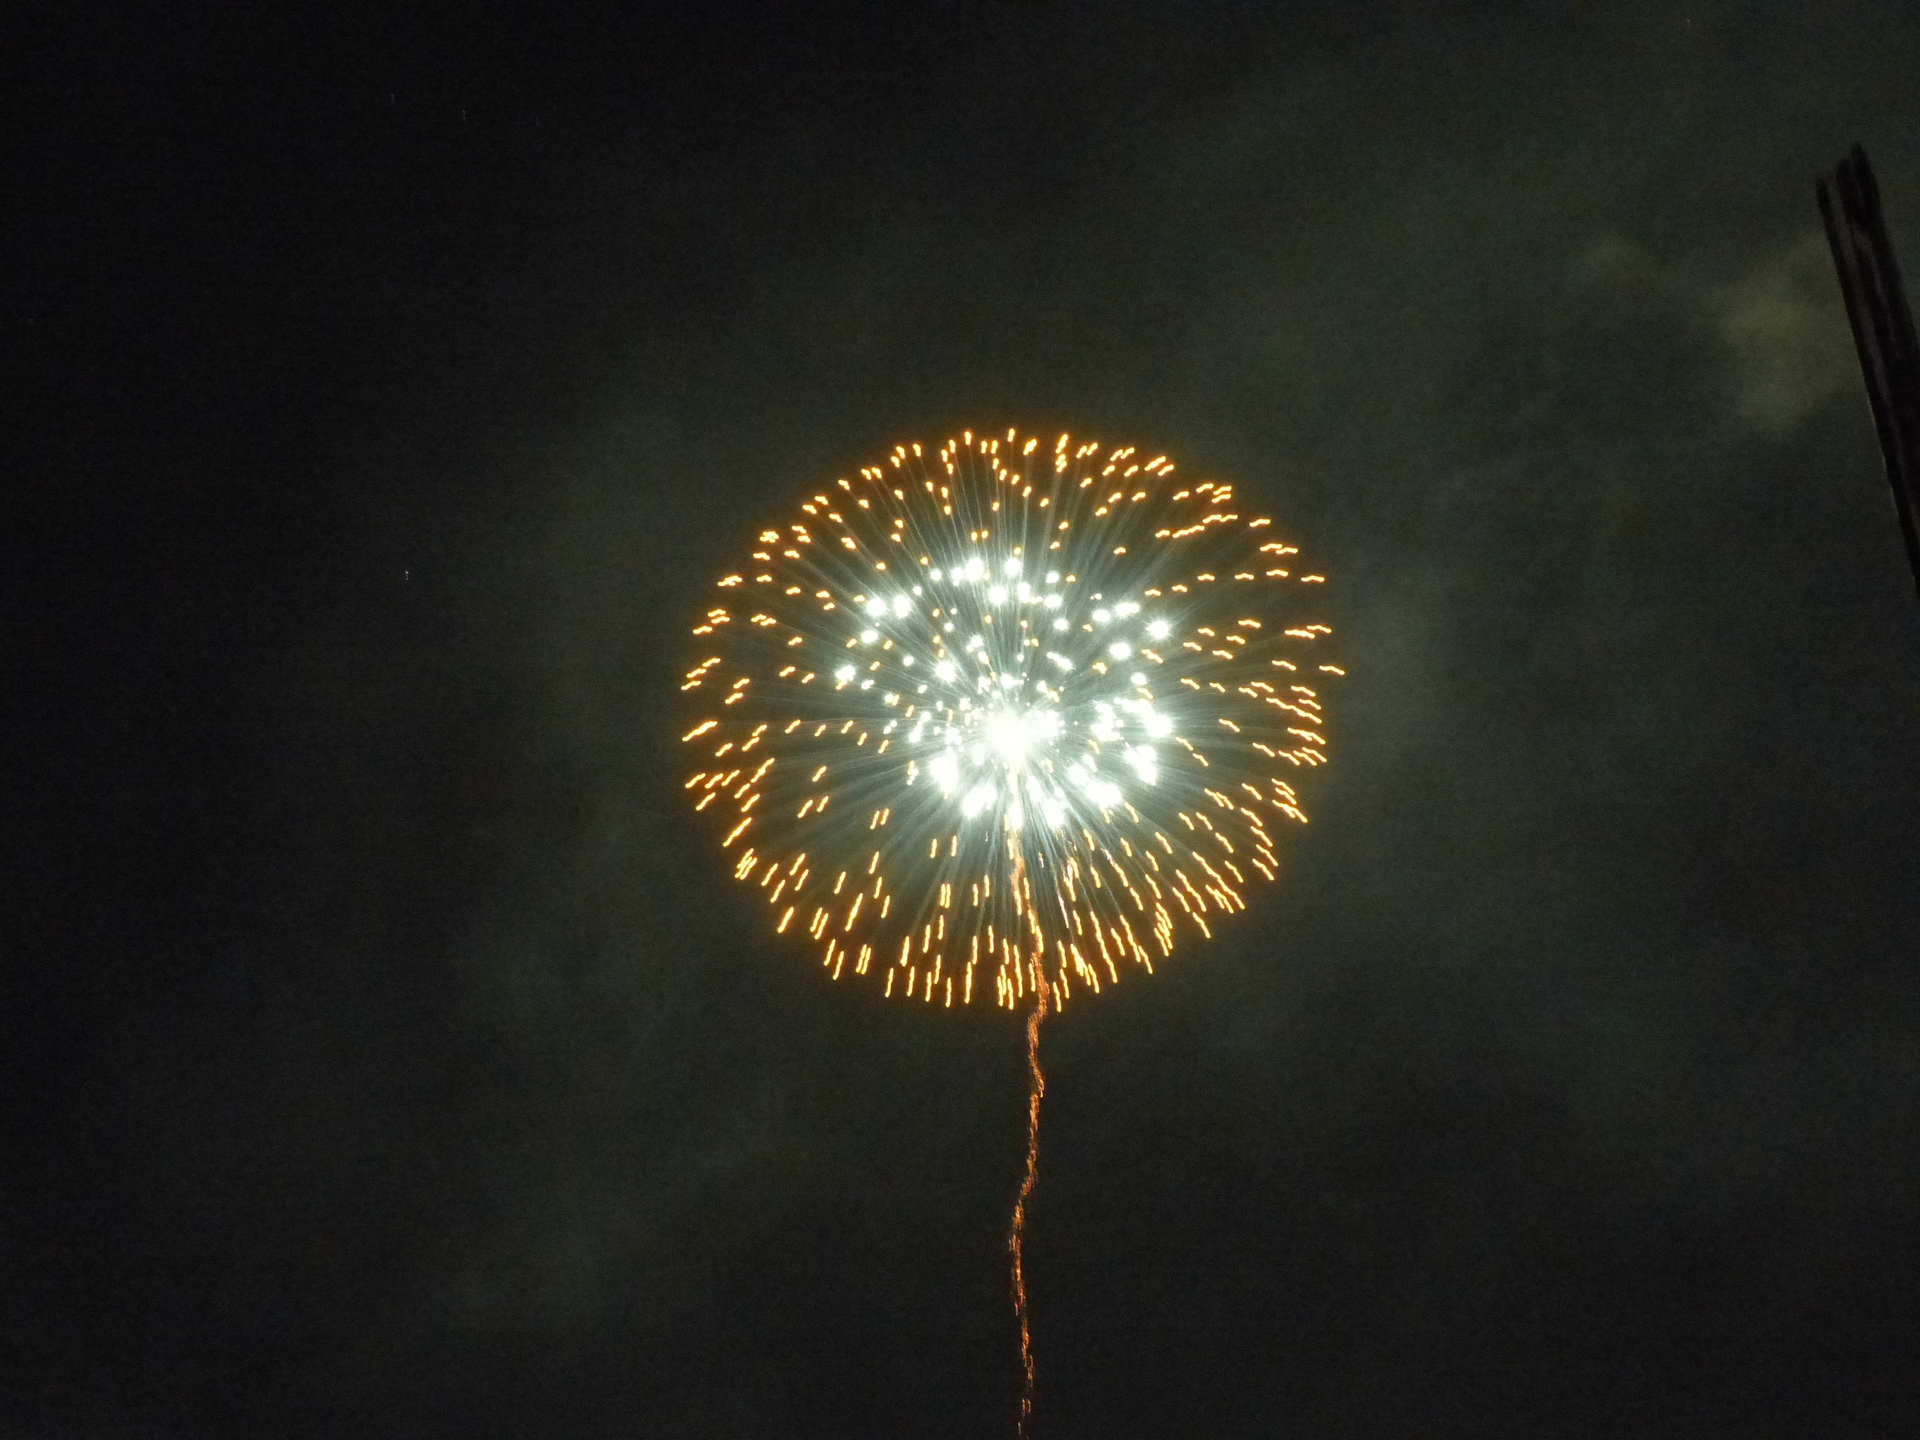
[10,2,1920,1435]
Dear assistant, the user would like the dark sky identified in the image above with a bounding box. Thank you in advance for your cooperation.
[9,2,1920,1435]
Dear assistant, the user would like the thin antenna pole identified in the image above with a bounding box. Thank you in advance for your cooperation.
[1818,144,1920,600]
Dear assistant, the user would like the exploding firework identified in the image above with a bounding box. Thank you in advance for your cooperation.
[679,428,1338,1011]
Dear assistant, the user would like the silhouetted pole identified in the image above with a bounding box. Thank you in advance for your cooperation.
[1818,145,1920,600]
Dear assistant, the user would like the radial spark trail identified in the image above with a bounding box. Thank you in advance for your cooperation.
[679,427,1340,1011]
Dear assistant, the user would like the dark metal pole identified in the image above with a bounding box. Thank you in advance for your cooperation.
[1818,144,1920,600]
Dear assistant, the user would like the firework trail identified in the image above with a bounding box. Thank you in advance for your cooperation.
[1010,940,1050,1436]
[680,428,1337,1430]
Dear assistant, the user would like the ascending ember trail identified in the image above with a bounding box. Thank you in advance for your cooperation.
[679,428,1338,1431]
[1010,927,1050,1435]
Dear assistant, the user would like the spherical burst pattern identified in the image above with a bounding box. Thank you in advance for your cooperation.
[680,428,1338,1010]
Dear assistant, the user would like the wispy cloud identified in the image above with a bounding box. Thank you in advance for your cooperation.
[1574,229,1859,434]
[1706,231,1858,434]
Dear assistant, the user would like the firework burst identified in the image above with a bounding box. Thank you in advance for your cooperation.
[680,427,1338,1010]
